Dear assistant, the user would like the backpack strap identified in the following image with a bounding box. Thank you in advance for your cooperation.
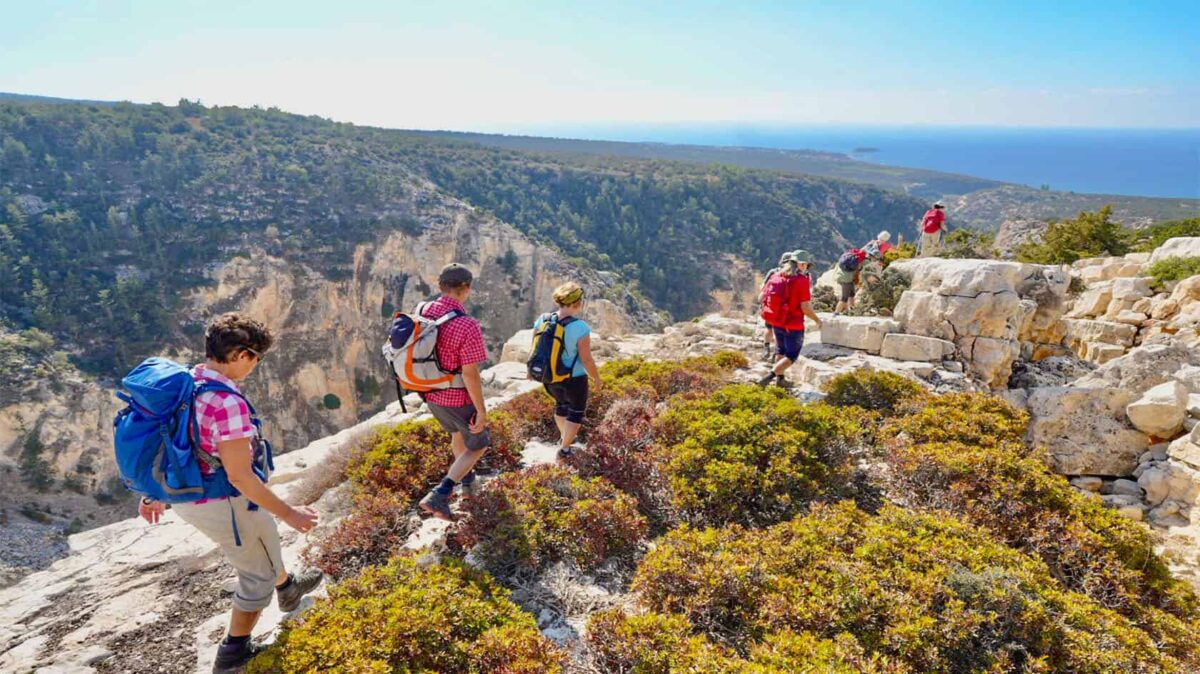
[432,309,465,327]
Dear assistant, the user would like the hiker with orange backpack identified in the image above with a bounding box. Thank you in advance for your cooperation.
[757,252,821,387]
[385,263,491,522]
[527,282,603,460]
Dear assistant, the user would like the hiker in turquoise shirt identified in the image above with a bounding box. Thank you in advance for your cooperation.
[532,282,602,459]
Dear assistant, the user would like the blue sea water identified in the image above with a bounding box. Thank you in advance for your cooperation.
[524,124,1200,199]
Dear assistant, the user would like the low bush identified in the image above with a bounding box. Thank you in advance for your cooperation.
[654,385,862,527]
[586,609,736,674]
[632,502,1194,672]
[1147,256,1200,285]
[810,284,837,313]
[249,558,564,673]
[456,464,647,573]
[883,392,1028,449]
[939,228,997,259]
[822,370,927,416]
[882,242,917,266]
[571,397,673,526]
[302,493,414,578]
[1133,216,1200,252]
[888,438,1200,657]
[348,419,449,498]
[848,267,911,316]
[1016,205,1131,265]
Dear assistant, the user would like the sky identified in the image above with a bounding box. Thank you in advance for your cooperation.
[1,0,1197,131]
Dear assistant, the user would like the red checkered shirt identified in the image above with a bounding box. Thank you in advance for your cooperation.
[191,365,257,500]
[419,296,488,407]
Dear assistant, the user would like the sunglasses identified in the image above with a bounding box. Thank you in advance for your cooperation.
[242,346,266,361]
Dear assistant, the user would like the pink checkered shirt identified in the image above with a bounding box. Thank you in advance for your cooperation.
[419,296,488,407]
[191,365,257,482]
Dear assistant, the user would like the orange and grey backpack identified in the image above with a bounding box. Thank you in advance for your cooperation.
[382,302,466,405]
[527,313,579,384]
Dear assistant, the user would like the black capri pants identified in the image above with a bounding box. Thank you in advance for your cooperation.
[544,376,589,424]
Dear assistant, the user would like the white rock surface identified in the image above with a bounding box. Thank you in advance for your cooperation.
[818,316,899,354]
[1027,387,1148,476]
[1126,380,1188,438]
[879,333,956,362]
[1149,237,1200,263]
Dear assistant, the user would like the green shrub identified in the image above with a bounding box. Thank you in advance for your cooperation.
[822,370,927,416]
[882,242,917,266]
[883,392,1028,449]
[1147,256,1200,285]
[1133,217,1200,252]
[633,502,1192,672]
[848,267,911,316]
[249,558,563,673]
[321,393,341,410]
[586,610,737,674]
[1016,205,1132,264]
[938,228,997,259]
[571,397,673,527]
[456,464,647,573]
[888,438,1200,657]
[810,284,837,313]
[348,419,451,498]
[654,385,862,527]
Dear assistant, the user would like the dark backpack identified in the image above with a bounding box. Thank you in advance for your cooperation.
[527,313,579,384]
[838,250,863,273]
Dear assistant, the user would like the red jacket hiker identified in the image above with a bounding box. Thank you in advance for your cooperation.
[760,271,812,331]
[921,208,946,234]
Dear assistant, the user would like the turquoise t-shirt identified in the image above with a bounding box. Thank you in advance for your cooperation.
[533,314,592,378]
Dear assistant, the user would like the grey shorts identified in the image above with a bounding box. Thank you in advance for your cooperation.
[840,282,857,301]
[427,402,491,451]
[173,496,283,612]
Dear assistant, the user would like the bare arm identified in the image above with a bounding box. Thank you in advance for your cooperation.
[223,438,317,532]
[801,300,821,329]
[577,334,602,386]
[462,362,488,432]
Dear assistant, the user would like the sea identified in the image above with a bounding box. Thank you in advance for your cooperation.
[517,124,1200,199]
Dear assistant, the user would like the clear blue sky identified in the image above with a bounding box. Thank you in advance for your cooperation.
[1,0,1196,130]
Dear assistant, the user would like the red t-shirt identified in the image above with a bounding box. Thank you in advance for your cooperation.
[922,209,946,233]
[761,273,812,331]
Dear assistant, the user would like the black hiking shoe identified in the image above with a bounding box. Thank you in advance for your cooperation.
[277,569,324,613]
[557,446,575,461]
[756,372,778,387]
[761,343,774,361]
[774,376,792,388]
[212,639,265,674]
[419,489,456,521]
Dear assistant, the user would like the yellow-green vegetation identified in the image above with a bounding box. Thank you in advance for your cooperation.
[248,558,563,674]
[628,502,1191,673]
[822,370,927,416]
[456,464,647,573]
[1133,217,1200,252]
[1147,256,1200,285]
[654,385,864,527]
[882,241,917,265]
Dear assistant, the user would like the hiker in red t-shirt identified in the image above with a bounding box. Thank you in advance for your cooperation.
[919,201,948,257]
[757,251,821,388]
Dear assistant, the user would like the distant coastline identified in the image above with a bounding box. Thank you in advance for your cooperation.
[509,124,1200,199]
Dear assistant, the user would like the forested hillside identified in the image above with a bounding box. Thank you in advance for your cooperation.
[0,98,925,379]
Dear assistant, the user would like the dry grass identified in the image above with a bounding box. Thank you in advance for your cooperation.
[287,426,378,506]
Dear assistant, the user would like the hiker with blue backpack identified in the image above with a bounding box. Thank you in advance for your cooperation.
[116,313,323,673]
[527,282,603,460]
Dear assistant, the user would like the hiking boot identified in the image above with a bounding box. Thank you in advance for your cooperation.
[419,490,456,522]
[761,343,774,361]
[277,569,324,613]
[557,446,575,461]
[774,376,792,389]
[756,372,778,387]
[212,639,265,674]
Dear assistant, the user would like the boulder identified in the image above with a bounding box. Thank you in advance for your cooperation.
[1189,394,1200,418]
[958,336,1021,388]
[1027,387,1149,476]
[1070,476,1103,492]
[1062,318,1137,349]
[1069,283,1112,318]
[499,329,534,363]
[1072,339,1200,398]
[1167,426,1200,470]
[1081,342,1126,365]
[1126,380,1188,438]
[1138,464,1200,506]
[1149,237,1200,263]
[819,316,899,354]
[1110,276,1153,303]
[1111,478,1143,497]
[879,333,956,362]
[1113,310,1148,326]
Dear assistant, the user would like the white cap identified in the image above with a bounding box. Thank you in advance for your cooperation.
[877,231,891,242]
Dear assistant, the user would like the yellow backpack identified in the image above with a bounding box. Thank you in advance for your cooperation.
[527,313,579,384]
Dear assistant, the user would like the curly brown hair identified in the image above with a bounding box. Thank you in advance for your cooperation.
[204,313,274,363]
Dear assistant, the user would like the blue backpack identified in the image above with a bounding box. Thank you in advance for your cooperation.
[113,358,272,504]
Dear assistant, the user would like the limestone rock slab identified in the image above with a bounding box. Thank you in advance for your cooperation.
[1027,386,1149,476]
[1126,380,1188,438]
[819,316,899,354]
[879,333,956,362]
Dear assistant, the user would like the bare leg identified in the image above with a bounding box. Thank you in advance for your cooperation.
[559,418,583,449]
[772,356,794,376]
[553,414,568,441]
[228,608,261,638]
[446,433,487,482]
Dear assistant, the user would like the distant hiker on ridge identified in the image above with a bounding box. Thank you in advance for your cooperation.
[919,201,948,257]
[864,230,892,258]
[527,282,603,460]
[758,251,821,387]
[414,263,493,522]
[118,314,323,673]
